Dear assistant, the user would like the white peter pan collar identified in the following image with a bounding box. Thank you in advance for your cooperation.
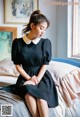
[23,35,40,45]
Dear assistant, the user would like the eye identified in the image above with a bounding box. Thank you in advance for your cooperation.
[40,26,44,30]
[40,26,46,31]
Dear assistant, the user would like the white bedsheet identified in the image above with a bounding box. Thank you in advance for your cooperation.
[0,76,17,84]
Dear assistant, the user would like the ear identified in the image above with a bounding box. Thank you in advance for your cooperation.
[30,23,35,29]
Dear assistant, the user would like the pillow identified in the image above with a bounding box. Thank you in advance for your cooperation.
[0,58,19,77]
[47,60,79,78]
[47,61,80,106]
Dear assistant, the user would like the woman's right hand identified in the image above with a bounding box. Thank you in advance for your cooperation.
[31,75,39,84]
[23,80,35,85]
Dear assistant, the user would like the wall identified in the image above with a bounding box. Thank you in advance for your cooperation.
[39,0,57,57]
[56,0,68,58]
[0,0,69,58]
[0,0,4,24]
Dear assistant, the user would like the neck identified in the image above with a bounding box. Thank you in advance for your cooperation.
[27,32,36,40]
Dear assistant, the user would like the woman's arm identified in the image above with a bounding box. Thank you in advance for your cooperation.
[16,64,47,84]
[31,65,47,84]
[37,64,47,81]
[15,65,31,80]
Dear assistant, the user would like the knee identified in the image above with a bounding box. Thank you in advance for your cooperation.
[25,93,30,99]
[37,98,47,104]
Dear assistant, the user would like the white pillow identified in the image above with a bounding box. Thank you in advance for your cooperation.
[0,58,19,77]
[47,61,80,86]
[47,61,79,78]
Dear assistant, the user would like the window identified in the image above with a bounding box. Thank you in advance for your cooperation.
[72,0,80,58]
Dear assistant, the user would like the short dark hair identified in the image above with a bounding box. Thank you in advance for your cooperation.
[22,10,50,34]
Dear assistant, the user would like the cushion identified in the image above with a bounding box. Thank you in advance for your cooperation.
[0,58,19,77]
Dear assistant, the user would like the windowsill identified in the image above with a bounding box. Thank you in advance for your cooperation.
[68,56,80,61]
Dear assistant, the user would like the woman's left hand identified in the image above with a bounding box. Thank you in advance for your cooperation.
[23,80,35,85]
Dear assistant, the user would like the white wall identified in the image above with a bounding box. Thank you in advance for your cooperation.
[0,0,4,24]
[56,1,67,58]
[39,0,57,57]
[0,0,69,58]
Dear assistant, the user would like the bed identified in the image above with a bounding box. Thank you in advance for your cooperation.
[0,58,80,117]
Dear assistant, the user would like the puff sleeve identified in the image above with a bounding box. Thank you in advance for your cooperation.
[43,39,52,64]
[11,39,21,65]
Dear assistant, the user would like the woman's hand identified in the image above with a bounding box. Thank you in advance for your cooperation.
[23,80,35,85]
[31,75,39,84]
[23,75,39,85]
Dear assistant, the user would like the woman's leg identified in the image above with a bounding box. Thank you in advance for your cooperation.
[37,99,49,117]
[25,93,40,117]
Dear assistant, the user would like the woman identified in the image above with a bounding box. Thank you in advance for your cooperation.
[12,10,58,117]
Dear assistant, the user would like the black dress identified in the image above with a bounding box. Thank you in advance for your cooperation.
[11,38,58,108]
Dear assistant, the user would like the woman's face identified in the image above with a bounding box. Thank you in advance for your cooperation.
[31,22,48,39]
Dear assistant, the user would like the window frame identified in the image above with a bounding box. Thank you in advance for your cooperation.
[72,0,80,58]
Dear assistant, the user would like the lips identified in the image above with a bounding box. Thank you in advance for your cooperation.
[40,34,43,37]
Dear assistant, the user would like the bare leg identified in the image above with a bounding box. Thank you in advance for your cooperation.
[25,93,40,117]
[37,99,49,117]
